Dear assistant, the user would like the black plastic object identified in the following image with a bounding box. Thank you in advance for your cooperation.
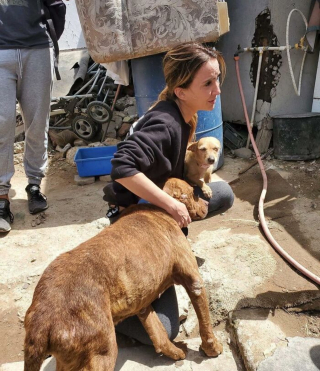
[223,122,247,150]
[273,113,320,160]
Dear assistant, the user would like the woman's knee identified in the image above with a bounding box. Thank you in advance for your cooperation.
[219,182,234,210]
[207,181,234,214]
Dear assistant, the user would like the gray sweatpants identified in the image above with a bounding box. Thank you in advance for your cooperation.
[0,48,54,195]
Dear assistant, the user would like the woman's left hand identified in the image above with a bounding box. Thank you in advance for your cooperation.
[165,198,191,228]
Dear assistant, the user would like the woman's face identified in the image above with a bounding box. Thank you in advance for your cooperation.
[179,58,221,113]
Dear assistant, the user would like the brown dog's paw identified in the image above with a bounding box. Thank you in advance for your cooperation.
[173,341,188,355]
[202,184,212,199]
[158,341,186,360]
[201,338,223,357]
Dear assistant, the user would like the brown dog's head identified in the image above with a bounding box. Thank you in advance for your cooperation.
[163,178,208,220]
[187,137,221,167]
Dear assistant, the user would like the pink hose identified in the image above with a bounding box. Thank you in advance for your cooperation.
[234,55,320,286]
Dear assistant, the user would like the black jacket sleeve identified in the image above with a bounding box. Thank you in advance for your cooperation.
[111,118,173,183]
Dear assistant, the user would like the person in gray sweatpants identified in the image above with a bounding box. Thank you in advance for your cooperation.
[0,1,56,233]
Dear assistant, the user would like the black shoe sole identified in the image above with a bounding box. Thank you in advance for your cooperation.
[0,227,11,233]
[29,205,49,215]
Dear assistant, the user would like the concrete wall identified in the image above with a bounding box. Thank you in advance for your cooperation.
[53,1,87,97]
[59,0,86,51]
[217,0,319,124]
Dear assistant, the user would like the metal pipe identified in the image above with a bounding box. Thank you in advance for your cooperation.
[246,49,263,149]
[242,46,291,52]
[111,84,121,111]
[74,70,101,95]
[51,94,93,100]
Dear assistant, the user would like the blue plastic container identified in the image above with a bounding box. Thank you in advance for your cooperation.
[131,53,166,117]
[196,95,224,170]
[74,146,117,177]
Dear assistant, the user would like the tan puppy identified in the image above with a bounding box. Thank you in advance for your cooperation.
[24,178,222,371]
[184,137,221,199]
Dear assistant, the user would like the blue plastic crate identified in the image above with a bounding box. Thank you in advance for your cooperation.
[74,146,117,177]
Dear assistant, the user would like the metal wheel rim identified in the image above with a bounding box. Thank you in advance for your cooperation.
[88,103,110,122]
[74,118,94,137]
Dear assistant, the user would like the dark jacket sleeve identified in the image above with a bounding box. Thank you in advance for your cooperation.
[43,0,66,40]
[111,119,173,182]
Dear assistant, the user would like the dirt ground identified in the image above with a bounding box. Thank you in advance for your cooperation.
[0,148,320,366]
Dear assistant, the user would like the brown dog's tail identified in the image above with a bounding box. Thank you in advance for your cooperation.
[24,313,49,371]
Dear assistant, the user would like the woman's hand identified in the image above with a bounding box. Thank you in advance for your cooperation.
[165,198,192,228]
[116,173,192,228]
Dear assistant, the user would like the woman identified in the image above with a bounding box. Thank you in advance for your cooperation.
[103,42,234,344]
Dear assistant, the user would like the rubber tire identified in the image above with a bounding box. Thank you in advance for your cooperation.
[87,101,113,124]
[72,115,99,141]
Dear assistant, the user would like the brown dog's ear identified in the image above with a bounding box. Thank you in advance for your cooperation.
[187,142,198,152]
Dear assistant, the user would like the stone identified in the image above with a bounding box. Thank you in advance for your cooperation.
[233,315,285,370]
[14,154,23,165]
[257,337,320,371]
[88,142,104,147]
[49,129,79,147]
[55,143,72,155]
[65,146,85,165]
[74,139,88,147]
[99,175,112,182]
[123,116,135,123]
[14,141,24,154]
[113,111,126,118]
[115,95,136,111]
[232,148,253,159]
[124,105,138,118]
[118,123,132,137]
[103,138,121,146]
[113,115,123,128]
[74,175,96,186]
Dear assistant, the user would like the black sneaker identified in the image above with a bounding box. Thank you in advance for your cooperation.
[106,206,120,219]
[0,199,14,233]
[25,184,48,214]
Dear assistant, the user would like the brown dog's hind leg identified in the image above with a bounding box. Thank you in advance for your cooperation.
[81,353,118,371]
[81,322,118,371]
[137,305,186,360]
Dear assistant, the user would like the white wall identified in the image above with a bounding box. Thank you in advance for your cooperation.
[59,0,86,51]
[218,0,319,123]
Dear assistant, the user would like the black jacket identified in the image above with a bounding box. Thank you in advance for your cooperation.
[111,100,190,186]
[105,100,190,207]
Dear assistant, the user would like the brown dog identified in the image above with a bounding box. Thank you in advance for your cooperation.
[184,137,221,199]
[162,177,208,220]
[24,178,222,371]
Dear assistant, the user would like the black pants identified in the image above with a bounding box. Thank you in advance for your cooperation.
[115,286,179,345]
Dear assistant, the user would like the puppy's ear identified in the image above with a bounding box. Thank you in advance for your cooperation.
[187,142,198,152]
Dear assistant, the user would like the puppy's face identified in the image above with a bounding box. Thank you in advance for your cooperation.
[188,137,221,167]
